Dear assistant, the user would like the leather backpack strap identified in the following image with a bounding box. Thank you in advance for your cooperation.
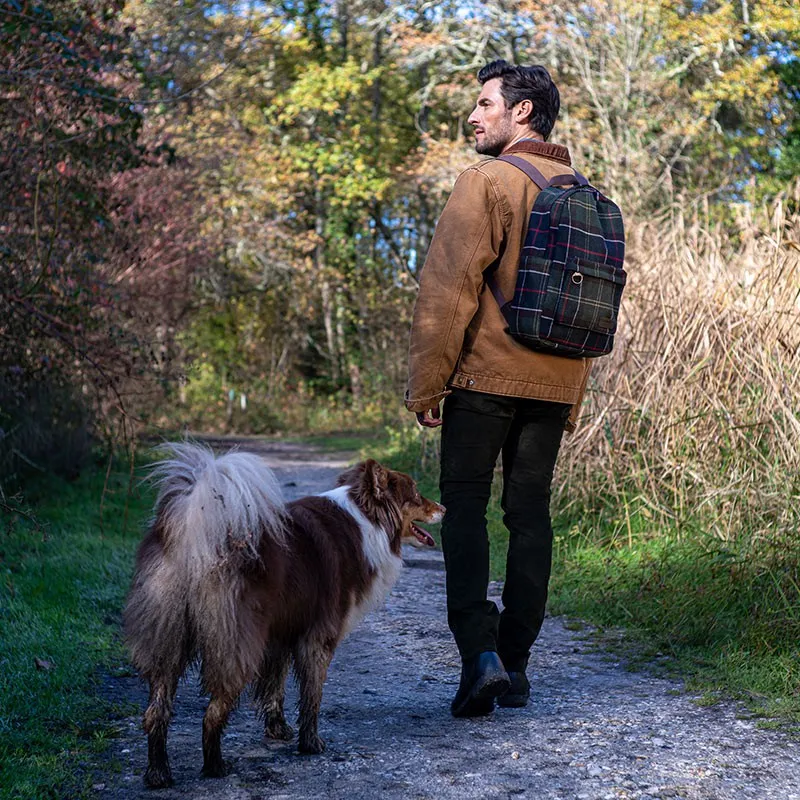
[571,169,590,186]
[546,172,589,187]
[497,154,548,188]
[498,154,589,188]
[489,155,547,306]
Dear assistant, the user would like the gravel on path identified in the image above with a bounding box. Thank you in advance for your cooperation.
[100,441,800,800]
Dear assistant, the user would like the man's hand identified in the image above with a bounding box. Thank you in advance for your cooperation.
[415,405,442,428]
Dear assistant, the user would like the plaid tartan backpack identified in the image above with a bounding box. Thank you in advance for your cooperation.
[486,155,626,358]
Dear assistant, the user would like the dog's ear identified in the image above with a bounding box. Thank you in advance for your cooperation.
[364,459,389,499]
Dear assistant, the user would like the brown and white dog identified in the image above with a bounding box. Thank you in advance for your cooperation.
[123,443,443,788]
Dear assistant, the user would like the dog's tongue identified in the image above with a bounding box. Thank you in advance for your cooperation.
[411,523,436,547]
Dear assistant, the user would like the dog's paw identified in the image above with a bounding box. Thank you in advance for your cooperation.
[201,758,232,779]
[298,731,326,755]
[266,718,295,741]
[144,764,174,789]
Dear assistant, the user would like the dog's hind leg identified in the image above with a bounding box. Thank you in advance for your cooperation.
[125,544,192,789]
[142,676,180,788]
[294,636,335,755]
[253,643,294,741]
[200,688,243,779]
[139,618,191,788]
[197,572,268,778]
[200,651,255,780]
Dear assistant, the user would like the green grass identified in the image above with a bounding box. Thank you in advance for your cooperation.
[547,527,800,727]
[288,427,389,454]
[0,459,154,799]
[372,422,800,729]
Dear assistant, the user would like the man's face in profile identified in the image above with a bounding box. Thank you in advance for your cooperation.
[468,78,514,157]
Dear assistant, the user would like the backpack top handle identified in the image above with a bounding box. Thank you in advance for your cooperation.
[498,154,589,189]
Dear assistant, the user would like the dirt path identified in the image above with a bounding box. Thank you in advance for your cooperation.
[101,441,800,800]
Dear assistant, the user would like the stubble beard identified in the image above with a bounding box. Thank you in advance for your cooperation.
[475,113,514,157]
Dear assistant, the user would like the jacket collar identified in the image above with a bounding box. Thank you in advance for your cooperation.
[503,139,571,166]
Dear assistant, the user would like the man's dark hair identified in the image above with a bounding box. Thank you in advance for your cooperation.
[477,59,560,141]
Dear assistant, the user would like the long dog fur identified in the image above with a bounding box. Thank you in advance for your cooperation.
[123,443,443,787]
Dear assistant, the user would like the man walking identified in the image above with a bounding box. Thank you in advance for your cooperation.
[406,60,590,717]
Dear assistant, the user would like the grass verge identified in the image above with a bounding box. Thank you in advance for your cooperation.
[547,522,800,728]
[372,421,800,729]
[0,459,154,799]
[287,428,389,454]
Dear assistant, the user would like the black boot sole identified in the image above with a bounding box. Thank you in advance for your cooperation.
[451,673,511,718]
[496,692,529,708]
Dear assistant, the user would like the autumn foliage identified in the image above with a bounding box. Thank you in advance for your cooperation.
[0,0,205,479]
[1,0,798,483]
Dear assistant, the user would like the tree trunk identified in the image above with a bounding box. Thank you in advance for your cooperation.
[320,280,339,385]
[315,182,339,385]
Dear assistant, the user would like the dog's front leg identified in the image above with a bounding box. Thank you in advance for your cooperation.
[294,637,334,754]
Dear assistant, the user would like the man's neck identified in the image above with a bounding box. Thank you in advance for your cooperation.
[502,131,543,153]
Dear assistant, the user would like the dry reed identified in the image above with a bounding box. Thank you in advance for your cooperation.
[559,183,800,555]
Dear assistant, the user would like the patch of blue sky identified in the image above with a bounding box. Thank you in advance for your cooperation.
[205,1,274,19]
[204,0,303,37]
[768,43,798,66]
[398,1,491,25]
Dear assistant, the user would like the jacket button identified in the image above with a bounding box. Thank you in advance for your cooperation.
[467,379,474,386]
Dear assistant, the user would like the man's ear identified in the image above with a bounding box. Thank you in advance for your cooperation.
[514,99,533,125]
[364,459,389,499]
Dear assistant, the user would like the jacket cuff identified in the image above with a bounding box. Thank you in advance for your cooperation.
[404,389,451,413]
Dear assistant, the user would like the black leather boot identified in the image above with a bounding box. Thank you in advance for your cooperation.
[497,669,530,708]
[451,652,510,718]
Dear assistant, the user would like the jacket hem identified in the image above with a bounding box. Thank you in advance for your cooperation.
[448,371,584,404]
[404,389,452,413]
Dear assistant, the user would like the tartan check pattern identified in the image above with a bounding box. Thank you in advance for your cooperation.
[502,185,626,357]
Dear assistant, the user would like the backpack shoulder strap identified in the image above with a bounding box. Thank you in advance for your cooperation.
[486,271,507,307]
[497,154,548,188]
[498,154,589,188]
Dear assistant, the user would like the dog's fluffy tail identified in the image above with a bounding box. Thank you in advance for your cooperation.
[125,443,287,693]
[151,442,287,573]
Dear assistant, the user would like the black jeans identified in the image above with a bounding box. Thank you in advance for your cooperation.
[439,389,570,671]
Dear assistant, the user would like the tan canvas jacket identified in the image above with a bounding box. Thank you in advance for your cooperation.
[405,139,590,432]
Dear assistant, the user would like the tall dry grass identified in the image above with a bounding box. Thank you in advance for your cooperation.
[560,184,800,553]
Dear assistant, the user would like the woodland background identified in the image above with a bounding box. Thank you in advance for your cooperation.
[2,0,797,455]
[3,0,800,634]
[2,0,799,588]
[1,3,800,791]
